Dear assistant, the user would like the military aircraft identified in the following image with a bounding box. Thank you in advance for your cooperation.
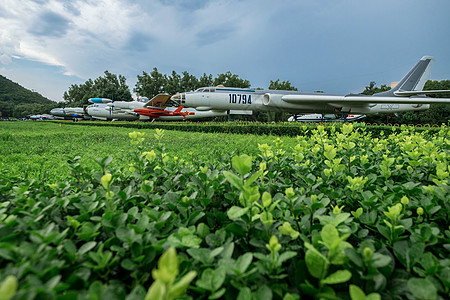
[50,107,87,120]
[171,56,450,115]
[86,95,172,120]
[134,106,229,120]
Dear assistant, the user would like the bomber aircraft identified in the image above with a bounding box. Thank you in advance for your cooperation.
[170,56,450,116]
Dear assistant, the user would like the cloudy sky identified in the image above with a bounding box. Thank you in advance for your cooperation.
[1,0,449,101]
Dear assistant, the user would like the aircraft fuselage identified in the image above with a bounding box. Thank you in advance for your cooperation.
[173,87,431,115]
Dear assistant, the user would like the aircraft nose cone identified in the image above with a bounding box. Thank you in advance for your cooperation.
[171,93,185,105]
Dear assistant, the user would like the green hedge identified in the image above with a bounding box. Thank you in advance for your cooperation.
[50,120,447,137]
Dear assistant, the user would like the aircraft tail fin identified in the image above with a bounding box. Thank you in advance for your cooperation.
[375,56,435,97]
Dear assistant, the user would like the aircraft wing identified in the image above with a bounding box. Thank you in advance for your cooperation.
[393,90,450,96]
[145,94,172,107]
[281,94,450,105]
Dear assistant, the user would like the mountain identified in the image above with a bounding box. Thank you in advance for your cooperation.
[0,75,54,105]
[0,75,57,118]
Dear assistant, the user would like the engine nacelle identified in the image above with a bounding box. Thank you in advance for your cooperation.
[263,93,284,107]
[89,98,112,104]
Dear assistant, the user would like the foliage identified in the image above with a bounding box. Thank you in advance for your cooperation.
[1,122,449,299]
[63,71,132,107]
[268,79,298,91]
[0,75,57,118]
[362,81,391,95]
[134,69,250,99]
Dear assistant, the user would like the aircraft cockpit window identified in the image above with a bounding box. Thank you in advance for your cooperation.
[195,88,204,92]
[203,88,209,92]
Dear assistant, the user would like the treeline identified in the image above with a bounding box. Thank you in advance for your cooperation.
[0,75,57,118]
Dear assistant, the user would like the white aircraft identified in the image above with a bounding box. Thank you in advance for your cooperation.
[171,56,450,115]
[86,96,158,121]
[87,94,249,121]
[50,107,87,119]
[288,114,365,122]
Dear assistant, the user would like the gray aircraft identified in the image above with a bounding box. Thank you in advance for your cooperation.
[50,107,87,119]
[171,56,450,115]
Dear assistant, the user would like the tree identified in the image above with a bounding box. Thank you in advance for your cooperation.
[92,71,131,101]
[268,79,298,91]
[362,81,391,95]
[134,68,166,98]
[63,71,131,106]
[164,71,182,95]
[198,73,213,88]
[180,71,199,92]
[213,71,250,88]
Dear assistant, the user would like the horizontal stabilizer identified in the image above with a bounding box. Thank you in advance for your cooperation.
[394,90,450,96]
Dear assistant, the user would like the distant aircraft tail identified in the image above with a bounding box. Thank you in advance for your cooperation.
[375,56,450,97]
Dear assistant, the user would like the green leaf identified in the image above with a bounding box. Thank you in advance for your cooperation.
[196,268,226,292]
[237,287,252,300]
[145,280,165,300]
[304,242,329,279]
[223,171,244,190]
[236,253,253,274]
[154,247,179,284]
[320,269,352,285]
[407,278,437,300]
[227,206,249,220]
[349,284,366,300]
[321,224,339,249]
[78,241,97,255]
[168,271,197,299]
[232,154,252,176]
[0,276,18,300]
[262,192,272,207]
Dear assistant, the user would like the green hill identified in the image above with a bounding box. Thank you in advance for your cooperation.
[0,75,57,118]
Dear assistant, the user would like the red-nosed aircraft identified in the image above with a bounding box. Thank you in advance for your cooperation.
[134,106,193,119]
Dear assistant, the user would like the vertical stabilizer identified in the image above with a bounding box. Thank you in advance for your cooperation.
[375,56,434,96]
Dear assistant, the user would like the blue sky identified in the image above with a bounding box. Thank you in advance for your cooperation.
[1,0,449,102]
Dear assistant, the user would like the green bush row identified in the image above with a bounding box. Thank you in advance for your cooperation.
[51,120,447,137]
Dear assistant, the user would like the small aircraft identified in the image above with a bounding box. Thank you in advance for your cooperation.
[133,106,232,120]
[28,114,55,120]
[171,56,450,115]
[288,114,365,122]
[50,107,87,120]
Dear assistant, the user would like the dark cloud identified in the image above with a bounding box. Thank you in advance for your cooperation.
[29,10,71,37]
[125,31,155,52]
[159,0,211,11]
[62,1,81,16]
[196,26,236,46]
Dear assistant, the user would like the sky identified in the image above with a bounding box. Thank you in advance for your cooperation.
[1,0,449,102]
